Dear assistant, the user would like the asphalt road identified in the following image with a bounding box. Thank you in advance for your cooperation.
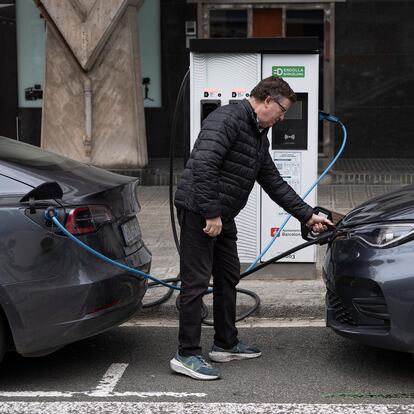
[1,324,414,413]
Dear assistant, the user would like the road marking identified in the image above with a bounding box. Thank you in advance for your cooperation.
[108,392,207,398]
[0,392,74,398]
[88,363,128,396]
[237,318,325,328]
[0,391,206,399]
[325,392,414,399]
[0,402,413,413]
[0,362,206,399]
[121,318,326,328]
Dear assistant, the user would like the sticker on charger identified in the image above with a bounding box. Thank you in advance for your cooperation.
[273,152,301,194]
[270,228,281,237]
[271,228,301,237]
[272,66,305,78]
[281,229,301,237]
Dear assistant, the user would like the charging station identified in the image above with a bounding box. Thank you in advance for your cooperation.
[189,38,320,278]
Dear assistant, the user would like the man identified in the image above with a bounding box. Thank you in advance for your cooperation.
[171,76,332,380]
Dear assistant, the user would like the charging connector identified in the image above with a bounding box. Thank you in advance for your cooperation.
[44,207,59,221]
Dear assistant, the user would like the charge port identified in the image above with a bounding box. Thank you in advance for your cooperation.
[200,99,221,123]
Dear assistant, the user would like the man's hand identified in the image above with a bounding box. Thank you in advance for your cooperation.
[306,214,334,234]
[204,217,222,238]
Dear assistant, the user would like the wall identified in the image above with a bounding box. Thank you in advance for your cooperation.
[144,0,196,158]
[335,0,414,157]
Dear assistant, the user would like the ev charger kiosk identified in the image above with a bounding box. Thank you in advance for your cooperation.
[189,38,319,278]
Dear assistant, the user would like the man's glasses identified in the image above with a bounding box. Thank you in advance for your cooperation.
[274,100,287,113]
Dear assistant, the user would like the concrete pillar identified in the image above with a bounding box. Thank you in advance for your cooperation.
[35,0,148,168]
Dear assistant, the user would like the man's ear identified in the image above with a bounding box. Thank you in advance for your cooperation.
[264,96,272,106]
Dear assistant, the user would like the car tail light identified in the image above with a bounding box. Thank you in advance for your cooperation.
[65,205,114,235]
[86,300,120,315]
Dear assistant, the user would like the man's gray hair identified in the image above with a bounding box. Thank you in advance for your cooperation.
[250,76,296,103]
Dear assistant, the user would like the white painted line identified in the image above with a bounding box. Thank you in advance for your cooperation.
[0,362,207,399]
[121,318,326,328]
[88,363,128,397]
[236,318,326,328]
[0,402,413,414]
[0,391,207,399]
[0,392,74,398]
[121,319,181,328]
[110,392,207,398]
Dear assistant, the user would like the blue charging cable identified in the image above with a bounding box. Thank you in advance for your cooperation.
[46,209,189,292]
[46,112,346,293]
[244,113,347,272]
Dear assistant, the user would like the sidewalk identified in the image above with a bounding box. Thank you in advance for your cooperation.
[136,159,408,320]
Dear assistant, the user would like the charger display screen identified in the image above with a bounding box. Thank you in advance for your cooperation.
[285,101,302,120]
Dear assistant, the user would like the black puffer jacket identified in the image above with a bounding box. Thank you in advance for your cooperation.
[174,99,313,223]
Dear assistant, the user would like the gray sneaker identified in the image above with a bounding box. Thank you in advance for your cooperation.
[170,353,220,380]
[209,341,262,363]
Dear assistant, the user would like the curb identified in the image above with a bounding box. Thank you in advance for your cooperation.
[138,279,327,321]
[138,302,325,321]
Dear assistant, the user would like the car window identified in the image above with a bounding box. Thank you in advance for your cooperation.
[0,137,80,171]
[0,174,31,195]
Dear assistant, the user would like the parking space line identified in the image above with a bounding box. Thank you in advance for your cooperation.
[109,392,207,398]
[89,363,128,397]
[0,362,207,399]
[0,391,207,399]
[0,391,74,398]
[0,402,413,413]
[121,318,326,328]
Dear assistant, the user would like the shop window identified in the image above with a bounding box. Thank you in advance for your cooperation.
[138,0,161,108]
[253,8,282,38]
[209,9,247,38]
[16,0,44,109]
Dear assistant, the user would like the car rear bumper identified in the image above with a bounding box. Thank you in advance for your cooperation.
[2,241,152,356]
[9,273,147,356]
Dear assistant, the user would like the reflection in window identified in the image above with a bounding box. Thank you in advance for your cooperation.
[16,0,45,109]
[286,10,324,38]
[0,139,79,170]
[0,175,31,195]
[210,10,247,38]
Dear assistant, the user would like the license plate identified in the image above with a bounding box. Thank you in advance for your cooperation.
[121,216,141,246]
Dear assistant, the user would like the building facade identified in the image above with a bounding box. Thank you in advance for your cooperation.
[1,0,414,161]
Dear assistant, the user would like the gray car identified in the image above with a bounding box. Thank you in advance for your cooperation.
[323,185,414,353]
[0,136,151,362]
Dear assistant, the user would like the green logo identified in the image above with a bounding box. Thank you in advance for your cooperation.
[272,66,305,78]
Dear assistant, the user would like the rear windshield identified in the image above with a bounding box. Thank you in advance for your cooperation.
[0,137,80,171]
[0,174,31,195]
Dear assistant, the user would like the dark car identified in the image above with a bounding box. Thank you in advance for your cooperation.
[0,136,151,361]
[323,184,414,353]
